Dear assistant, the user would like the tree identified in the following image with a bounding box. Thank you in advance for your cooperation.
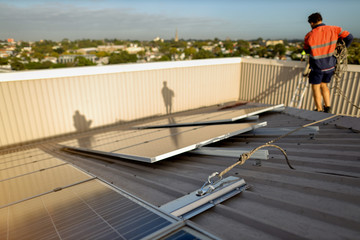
[251,46,267,58]
[25,61,53,70]
[51,52,60,58]
[32,52,45,61]
[273,44,286,58]
[158,42,171,55]
[156,55,171,61]
[75,56,96,66]
[184,47,197,58]
[108,51,137,64]
[223,40,234,51]
[193,49,215,59]
[53,47,65,54]
[348,41,360,64]
[0,57,8,65]
[192,41,207,49]
[137,50,146,59]
[11,59,25,70]
[235,47,250,57]
[95,51,109,58]
[237,40,250,48]
[169,47,179,56]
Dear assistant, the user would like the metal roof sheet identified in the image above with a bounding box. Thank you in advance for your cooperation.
[1,104,360,239]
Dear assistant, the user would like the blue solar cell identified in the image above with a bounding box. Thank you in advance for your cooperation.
[165,230,201,240]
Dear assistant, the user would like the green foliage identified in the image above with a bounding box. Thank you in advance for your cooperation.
[170,40,187,48]
[32,52,45,61]
[6,37,360,72]
[61,39,77,51]
[76,39,103,48]
[23,61,71,70]
[156,55,171,61]
[0,57,9,65]
[223,40,234,50]
[184,47,197,58]
[158,42,171,55]
[11,60,25,70]
[193,49,215,59]
[237,40,250,48]
[137,50,146,59]
[273,44,286,57]
[25,61,52,69]
[192,41,208,49]
[235,46,250,56]
[19,42,30,48]
[74,56,96,66]
[32,40,56,55]
[108,51,137,64]
[95,51,109,58]
[53,47,65,54]
[348,41,360,64]
[251,46,267,58]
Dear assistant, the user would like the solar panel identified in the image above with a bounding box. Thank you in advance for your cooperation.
[0,149,218,240]
[145,225,218,240]
[135,104,283,129]
[61,122,267,163]
[0,179,175,240]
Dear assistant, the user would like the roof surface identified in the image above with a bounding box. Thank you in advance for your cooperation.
[2,103,360,240]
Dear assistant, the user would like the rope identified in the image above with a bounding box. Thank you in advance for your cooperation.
[218,114,339,178]
[332,40,360,110]
[214,41,358,180]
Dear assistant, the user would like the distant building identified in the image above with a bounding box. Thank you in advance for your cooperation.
[22,47,32,52]
[266,40,284,46]
[202,46,214,52]
[153,37,164,43]
[96,57,109,65]
[77,48,97,55]
[0,49,10,58]
[125,45,144,54]
[42,57,58,64]
[7,38,15,43]
[97,45,125,53]
[58,54,96,64]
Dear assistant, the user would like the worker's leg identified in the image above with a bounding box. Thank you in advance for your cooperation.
[320,82,330,107]
[311,84,323,111]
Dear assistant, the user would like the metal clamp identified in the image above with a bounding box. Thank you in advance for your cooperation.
[196,172,222,196]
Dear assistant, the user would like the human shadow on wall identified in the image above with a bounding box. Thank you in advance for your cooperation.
[161,81,175,114]
[248,66,301,104]
[73,110,93,148]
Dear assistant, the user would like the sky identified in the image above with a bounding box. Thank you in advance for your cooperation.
[0,0,359,42]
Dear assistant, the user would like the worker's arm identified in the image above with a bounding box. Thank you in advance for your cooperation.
[339,30,354,47]
[303,33,311,54]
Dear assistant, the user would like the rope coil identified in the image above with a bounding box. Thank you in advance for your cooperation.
[217,114,339,178]
[332,40,360,110]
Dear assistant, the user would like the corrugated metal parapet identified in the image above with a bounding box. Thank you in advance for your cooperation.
[1,57,359,148]
[0,58,242,148]
[239,58,360,117]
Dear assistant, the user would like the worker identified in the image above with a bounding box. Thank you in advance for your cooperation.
[304,12,353,113]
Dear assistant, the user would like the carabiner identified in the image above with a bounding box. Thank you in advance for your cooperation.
[196,172,223,196]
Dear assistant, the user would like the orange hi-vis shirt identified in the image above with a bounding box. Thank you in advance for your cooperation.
[304,23,351,72]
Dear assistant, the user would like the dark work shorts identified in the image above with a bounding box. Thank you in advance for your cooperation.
[309,70,334,84]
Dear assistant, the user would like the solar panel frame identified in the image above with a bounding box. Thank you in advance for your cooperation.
[134,104,284,129]
[62,122,267,163]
